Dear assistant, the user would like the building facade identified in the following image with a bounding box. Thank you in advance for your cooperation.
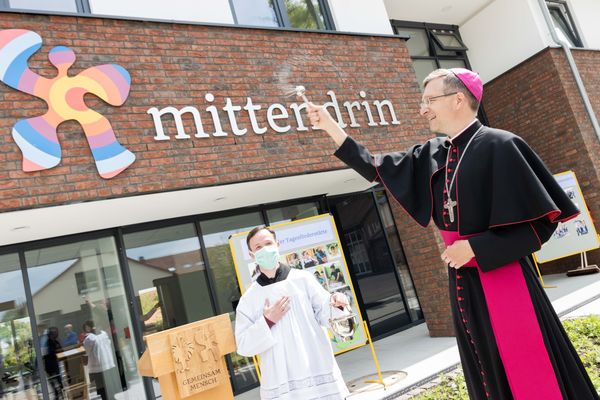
[0,0,599,398]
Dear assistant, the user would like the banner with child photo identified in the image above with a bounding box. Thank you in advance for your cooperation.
[229,214,367,354]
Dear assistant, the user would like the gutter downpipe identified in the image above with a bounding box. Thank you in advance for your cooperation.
[537,0,600,143]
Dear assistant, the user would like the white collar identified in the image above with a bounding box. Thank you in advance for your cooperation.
[449,119,479,144]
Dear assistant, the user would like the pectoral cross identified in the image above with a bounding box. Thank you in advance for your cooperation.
[444,197,457,223]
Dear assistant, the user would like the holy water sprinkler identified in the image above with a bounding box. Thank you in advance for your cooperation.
[286,85,309,104]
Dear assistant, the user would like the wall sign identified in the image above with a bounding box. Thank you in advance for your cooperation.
[148,90,401,140]
[0,29,134,179]
[0,29,403,179]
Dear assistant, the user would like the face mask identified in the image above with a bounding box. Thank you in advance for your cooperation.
[254,245,280,270]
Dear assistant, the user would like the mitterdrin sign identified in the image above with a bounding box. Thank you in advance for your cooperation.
[147,90,401,140]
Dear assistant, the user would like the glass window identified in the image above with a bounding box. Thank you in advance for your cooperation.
[266,201,319,225]
[396,28,430,57]
[231,0,330,30]
[200,212,263,392]
[231,0,279,27]
[123,223,214,398]
[123,224,214,335]
[412,59,438,89]
[284,0,326,30]
[546,1,582,47]
[331,193,412,338]
[25,237,142,400]
[75,270,100,295]
[392,22,472,88]
[375,191,423,321]
[8,0,78,13]
[431,30,468,51]
[439,59,467,70]
[392,20,488,123]
[0,253,42,399]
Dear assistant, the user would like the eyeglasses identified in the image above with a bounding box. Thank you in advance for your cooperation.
[420,92,458,108]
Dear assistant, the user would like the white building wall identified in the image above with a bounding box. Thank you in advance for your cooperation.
[89,0,393,35]
[460,0,554,83]
[328,0,393,34]
[569,0,600,49]
[89,0,234,24]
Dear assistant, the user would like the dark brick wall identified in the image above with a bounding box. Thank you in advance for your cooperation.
[0,13,422,209]
[0,13,454,335]
[483,47,600,274]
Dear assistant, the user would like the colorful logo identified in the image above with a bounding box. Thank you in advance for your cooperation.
[0,29,135,179]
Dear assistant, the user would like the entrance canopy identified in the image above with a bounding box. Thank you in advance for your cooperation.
[0,169,376,246]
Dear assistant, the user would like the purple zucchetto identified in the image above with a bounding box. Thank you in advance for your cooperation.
[450,68,482,102]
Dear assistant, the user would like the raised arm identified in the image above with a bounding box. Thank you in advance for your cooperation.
[307,102,348,147]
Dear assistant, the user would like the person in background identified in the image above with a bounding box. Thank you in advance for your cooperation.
[63,323,78,347]
[82,320,120,400]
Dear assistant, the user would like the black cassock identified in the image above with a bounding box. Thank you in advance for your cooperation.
[335,120,598,400]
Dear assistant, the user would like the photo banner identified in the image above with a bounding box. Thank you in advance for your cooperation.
[534,171,600,263]
[229,214,367,354]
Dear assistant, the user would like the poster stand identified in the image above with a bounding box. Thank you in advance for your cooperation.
[566,250,600,277]
[228,214,395,389]
[533,171,600,285]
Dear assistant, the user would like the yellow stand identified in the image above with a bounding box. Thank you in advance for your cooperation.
[362,321,386,389]
[532,254,556,289]
[252,355,261,381]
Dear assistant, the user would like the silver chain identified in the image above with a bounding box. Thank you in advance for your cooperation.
[444,125,484,201]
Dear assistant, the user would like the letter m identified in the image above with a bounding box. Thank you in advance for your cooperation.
[147,106,208,140]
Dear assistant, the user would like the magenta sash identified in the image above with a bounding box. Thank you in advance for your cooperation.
[440,230,562,400]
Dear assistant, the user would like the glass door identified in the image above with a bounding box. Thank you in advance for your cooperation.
[374,191,423,321]
[24,237,142,400]
[199,212,264,393]
[330,192,414,338]
[0,253,42,399]
[122,223,216,398]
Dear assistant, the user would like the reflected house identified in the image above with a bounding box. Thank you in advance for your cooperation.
[28,257,187,337]
[14,256,175,398]
[129,252,211,332]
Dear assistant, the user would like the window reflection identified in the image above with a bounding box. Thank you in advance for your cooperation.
[231,0,329,30]
[200,212,263,393]
[375,191,423,321]
[8,0,77,13]
[331,193,412,337]
[0,253,41,399]
[123,224,214,398]
[124,224,214,335]
[231,0,279,27]
[284,0,326,30]
[266,202,319,225]
[25,238,142,399]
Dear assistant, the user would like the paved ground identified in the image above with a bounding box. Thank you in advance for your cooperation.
[234,272,600,400]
